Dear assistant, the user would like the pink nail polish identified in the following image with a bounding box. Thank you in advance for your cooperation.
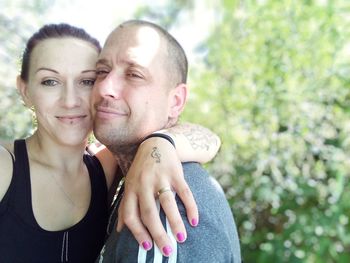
[162,245,173,256]
[142,241,152,250]
[191,218,198,226]
[176,232,186,242]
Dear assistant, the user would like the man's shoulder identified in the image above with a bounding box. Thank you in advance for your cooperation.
[181,162,223,193]
[182,162,209,176]
[177,164,242,262]
[180,162,230,217]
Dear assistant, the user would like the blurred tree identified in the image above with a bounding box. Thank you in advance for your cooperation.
[134,0,194,30]
[0,0,53,140]
[181,0,350,262]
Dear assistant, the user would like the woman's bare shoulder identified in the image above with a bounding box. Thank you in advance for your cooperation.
[0,143,14,202]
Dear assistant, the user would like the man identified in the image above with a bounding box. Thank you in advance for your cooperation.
[92,20,241,262]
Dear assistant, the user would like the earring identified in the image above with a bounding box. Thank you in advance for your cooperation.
[30,106,37,127]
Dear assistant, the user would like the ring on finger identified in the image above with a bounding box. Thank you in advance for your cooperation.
[157,187,172,197]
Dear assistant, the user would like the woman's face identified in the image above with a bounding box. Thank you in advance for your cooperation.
[19,37,99,146]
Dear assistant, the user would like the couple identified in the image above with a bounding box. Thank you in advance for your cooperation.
[0,20,241,262]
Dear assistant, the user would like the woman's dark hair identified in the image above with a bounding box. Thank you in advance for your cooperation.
[20,23,101,81]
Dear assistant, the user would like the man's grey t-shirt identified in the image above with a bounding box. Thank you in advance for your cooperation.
[97,162,241,263]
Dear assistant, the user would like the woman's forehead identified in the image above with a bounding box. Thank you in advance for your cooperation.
[29,38,98,73]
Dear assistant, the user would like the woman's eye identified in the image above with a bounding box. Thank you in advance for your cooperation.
[41,79,58,86]
[81,79,95,86]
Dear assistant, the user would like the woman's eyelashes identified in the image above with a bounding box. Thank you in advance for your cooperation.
[40,78,95,88]
[41,79,59,87]
[80,79,96,87]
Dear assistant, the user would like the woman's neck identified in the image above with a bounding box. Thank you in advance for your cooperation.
[26,132,87,175]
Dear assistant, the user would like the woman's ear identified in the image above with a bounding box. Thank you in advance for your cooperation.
[168,83,188,119]
[16,75,32,108]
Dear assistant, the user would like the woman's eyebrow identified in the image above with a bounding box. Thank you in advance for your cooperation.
[35,67,59,74]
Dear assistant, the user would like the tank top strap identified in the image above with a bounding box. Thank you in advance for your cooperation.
[8,139,34,223]
[84,154,107,189]
[83,154,108,219]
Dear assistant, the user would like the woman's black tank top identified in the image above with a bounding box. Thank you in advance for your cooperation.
[0,139,108,263]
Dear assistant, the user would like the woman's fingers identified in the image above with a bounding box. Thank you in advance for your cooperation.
[158,188,187,243]
[117,190,153,251]
[138,190,175,256]
[172,177,199,227]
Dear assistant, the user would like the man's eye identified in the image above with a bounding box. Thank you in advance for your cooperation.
[81,79,95,86]
[127,72,142,79]
[96,70,109,76]
[41,79,58,86]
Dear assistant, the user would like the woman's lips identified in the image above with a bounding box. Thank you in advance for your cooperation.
[56,115,87,124]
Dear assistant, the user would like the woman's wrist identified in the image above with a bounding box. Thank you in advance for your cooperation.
[141,133,176,148]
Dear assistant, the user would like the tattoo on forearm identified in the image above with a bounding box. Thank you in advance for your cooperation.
[151,147,161,163]
[184,130,216,151]
[168,123,218,151]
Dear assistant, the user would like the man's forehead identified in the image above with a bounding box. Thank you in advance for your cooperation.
[100,26,166,68]
[106,25,162,48]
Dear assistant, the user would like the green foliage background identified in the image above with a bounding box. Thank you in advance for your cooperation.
[1,0,350,262]
[0,0,51,139]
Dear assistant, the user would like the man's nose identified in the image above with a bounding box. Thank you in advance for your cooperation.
[95,71,123,99]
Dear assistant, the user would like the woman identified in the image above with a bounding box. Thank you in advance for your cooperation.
[0,23,220,262]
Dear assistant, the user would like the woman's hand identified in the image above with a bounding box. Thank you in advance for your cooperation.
[117,137,198,256]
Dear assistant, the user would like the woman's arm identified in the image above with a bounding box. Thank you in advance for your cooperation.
[158,122,221,163]
[93,122,221,190]
[0,145,14,202]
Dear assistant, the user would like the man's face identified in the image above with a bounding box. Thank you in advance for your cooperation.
[91,25,173,149]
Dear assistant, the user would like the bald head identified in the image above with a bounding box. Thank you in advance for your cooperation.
[112,20,188,88]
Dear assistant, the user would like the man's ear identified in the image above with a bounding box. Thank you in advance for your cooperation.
[168,83,188,119]
[16,75,32,108]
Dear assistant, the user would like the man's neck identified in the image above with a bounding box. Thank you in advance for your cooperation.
[111,143,139,176]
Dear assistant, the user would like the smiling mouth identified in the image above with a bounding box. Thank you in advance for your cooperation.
[95,106,128,119]
[56,115,87,124]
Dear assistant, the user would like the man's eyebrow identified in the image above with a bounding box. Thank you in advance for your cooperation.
[35,67,59,74]
[82,69,96,74]
[96,58,110,66]
[125,61,149,72]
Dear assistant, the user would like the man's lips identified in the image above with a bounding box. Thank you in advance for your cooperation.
[95,106,128,119]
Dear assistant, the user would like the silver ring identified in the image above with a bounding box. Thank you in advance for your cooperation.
[157,187,172,197]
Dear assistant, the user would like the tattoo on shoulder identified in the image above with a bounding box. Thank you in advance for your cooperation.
[151,147,161,163]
